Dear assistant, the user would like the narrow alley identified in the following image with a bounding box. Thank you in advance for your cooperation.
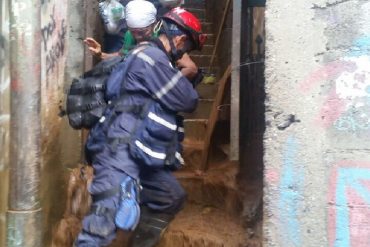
[2,0,370,247]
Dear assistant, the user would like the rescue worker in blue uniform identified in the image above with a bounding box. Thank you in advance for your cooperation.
[74,7,206,247]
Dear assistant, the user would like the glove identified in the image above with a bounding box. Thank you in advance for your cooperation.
[190,69,204,88]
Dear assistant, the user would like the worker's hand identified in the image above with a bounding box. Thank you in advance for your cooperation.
[176,53,196,70]
[177,53,198,80]
[84,37,102,58]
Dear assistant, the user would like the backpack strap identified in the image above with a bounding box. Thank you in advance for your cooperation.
[118,42,155,96]
[106,99,154,153]
[90,43,156,152]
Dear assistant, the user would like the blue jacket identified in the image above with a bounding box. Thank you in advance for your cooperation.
[85,42,198,179]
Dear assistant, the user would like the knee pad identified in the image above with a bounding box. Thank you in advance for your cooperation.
[115,176,141,231]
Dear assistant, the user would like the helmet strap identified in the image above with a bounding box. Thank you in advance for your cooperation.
[161,20,184,62]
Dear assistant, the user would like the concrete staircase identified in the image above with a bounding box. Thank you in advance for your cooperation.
[157,1,253,246]
[181,0,221,173]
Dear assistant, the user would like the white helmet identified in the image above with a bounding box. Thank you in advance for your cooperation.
[125,0,157,28]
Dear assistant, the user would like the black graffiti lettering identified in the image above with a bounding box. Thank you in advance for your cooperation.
[46,20,66,74]
[41,6,56,51]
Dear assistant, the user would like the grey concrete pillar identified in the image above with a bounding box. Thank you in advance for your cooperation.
[7,0,42,246]
[264,0,370,246]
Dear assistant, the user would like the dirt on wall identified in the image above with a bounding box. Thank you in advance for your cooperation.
[40,0,82,245]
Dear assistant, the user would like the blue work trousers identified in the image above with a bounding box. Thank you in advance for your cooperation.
[75,163,186,247]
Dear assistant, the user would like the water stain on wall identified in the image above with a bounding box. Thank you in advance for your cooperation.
[40,0,81,245]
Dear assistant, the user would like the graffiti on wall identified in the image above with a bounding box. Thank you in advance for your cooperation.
[300,36,370,133]
[277,136,304,246]
[298,35,370,246]
[45,19,66,75]
[40,0,68,153]
[41,6,67,76]
[328,161,370,247]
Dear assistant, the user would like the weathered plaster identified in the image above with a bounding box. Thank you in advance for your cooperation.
[265,0,370,246]
[40,0,82,244]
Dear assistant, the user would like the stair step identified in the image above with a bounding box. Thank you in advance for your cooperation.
[175,161,242,213]
[184,119,207,141]
[200,22,213,33]
[196,82,219,99]
[190,54,217,67]
[158,203,248,247]
[191,44,213,55]
[182,99,213,119]
[183,138,204,151]
[204,33,214,45]
[182,138,204,170]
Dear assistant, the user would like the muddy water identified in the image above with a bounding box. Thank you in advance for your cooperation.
[41,110,81,246]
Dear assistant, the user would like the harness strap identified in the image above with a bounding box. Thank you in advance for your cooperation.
[101,43,154,133]
[102,104,144,135]
[114,104,143,115]
[92,186,121,202]
[67,100,106,114]
[69,83,106,95]
[104,99,153,151]
[119,43,153,96]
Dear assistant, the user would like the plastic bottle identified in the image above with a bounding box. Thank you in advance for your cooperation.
[99,0,125,34]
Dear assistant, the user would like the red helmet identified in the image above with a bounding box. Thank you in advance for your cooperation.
[162,7,207,50]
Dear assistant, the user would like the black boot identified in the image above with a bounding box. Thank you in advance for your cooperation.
[130,207,174,247]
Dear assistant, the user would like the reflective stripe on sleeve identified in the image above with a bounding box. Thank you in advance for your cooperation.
[132,46,148,55]
[135,140,166,160]
[137,52,155,66]
[148,112,177,130]
[154,71,183,99]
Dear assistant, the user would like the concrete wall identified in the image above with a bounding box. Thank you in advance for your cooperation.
[0,0,10,246]
[1,0,84,245]
[3,0,104,244]
[264,0,370,246]
[40,0,83,245]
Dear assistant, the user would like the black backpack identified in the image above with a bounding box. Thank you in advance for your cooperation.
[64,56,123,129]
